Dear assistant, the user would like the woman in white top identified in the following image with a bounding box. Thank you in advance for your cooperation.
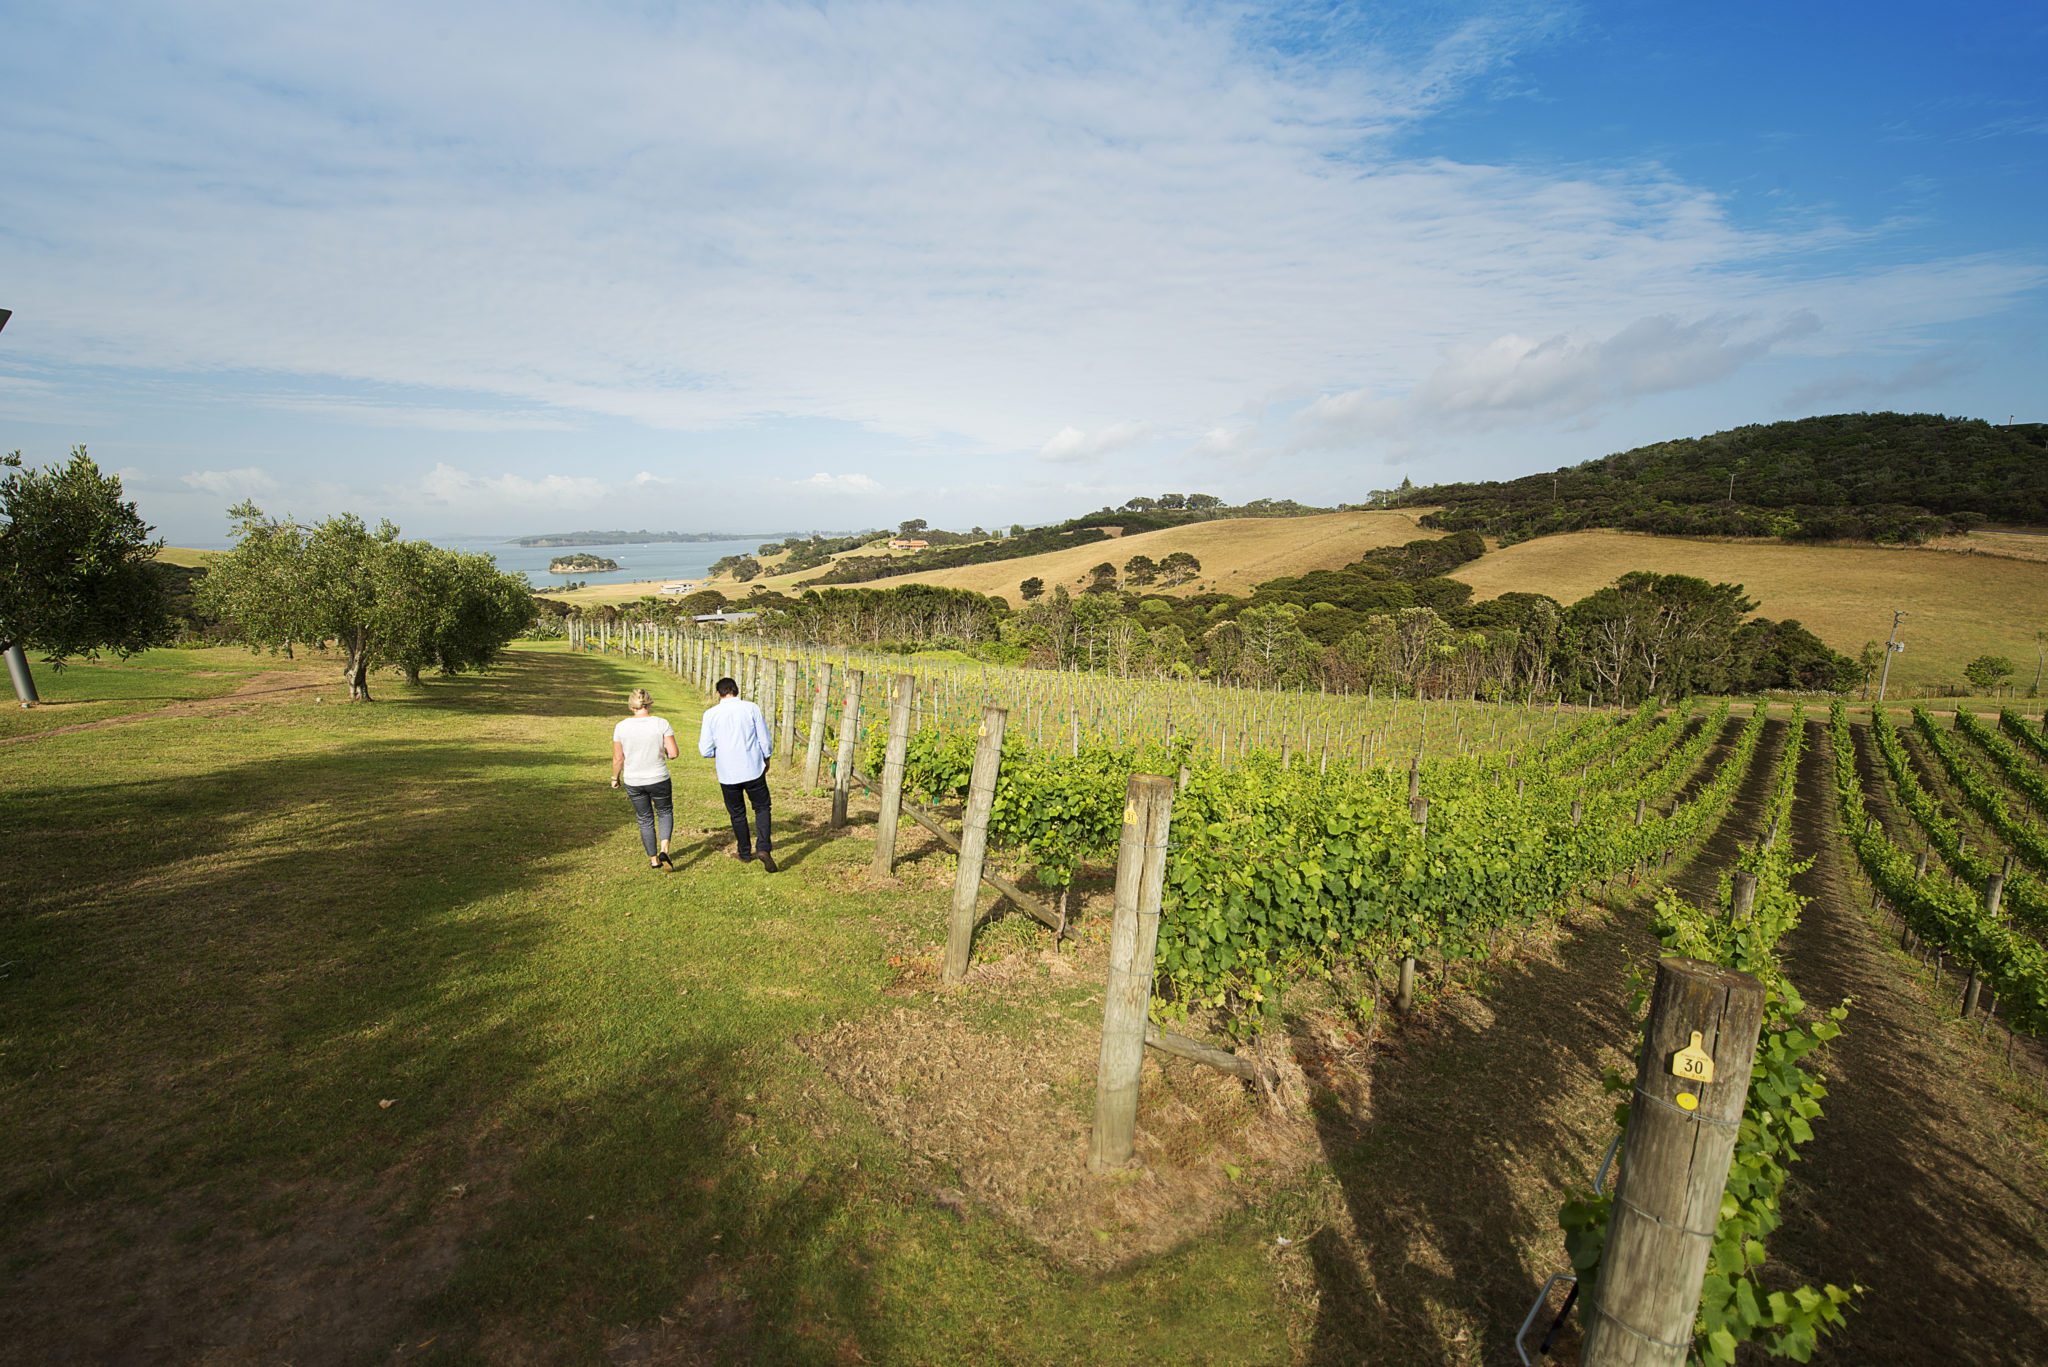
[611,687,681,870]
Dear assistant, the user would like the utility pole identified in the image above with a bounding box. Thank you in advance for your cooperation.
[1876,609,1907,703]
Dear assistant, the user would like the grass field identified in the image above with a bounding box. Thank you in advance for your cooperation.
[0,645,307,739]
[1451,529,2048,697]
[6,645,2044,1362]
[0,644,1303,1363]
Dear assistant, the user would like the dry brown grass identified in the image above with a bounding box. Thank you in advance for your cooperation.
[1452,529,2048,695]
[726,509,1440,603]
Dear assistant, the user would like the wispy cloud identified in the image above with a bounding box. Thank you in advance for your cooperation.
[181,467,280,497]
[0,2,2039,537]
[1780,354,1974,411]
[785,472,881,494]
[413,463,608,509]
[1037,422,1154,464]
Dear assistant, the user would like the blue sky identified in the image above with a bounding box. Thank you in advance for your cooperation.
[1,1,2042,543]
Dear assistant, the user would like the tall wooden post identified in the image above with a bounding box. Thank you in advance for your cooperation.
[779,659,799,769]
[803,662,833,789]
[831,669,865,829]
[945,707,1008,984]
[758,657,778,742]
[1089,774,1175,1172]
[871,673,915,878]
[1581,957,1766,1367]
[1398,797,1427,1011]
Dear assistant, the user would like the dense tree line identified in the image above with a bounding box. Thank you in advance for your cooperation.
[597,530,1856,703]
[200,502,534,700]
[1413,412,2048,545]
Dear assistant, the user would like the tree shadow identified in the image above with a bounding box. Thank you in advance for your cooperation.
[0,702,902,1363]
[401,648,651,720]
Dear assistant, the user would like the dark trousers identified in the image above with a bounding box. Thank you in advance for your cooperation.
[624,779,674,857]
[720,770,772,856]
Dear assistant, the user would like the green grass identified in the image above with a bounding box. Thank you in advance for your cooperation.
[0,642,1296,1363]
[0,645,315,738]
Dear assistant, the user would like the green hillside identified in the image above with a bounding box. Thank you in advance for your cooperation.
[1415,412,2048,545]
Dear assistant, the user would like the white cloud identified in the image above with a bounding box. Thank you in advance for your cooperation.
[1,2,2039,498]
[181,467,279,497]
[786,472,881,494]
[630,470,677,488]
[414,463,608,508]
[1291,310,1827,451]
[1037,422,1154,464]
[1780,354,1973,411]
[256,395,573,432]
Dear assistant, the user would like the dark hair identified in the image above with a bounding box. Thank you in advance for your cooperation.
[715,677,739,697]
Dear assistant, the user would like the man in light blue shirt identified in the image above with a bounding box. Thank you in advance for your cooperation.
[699,674,777,871]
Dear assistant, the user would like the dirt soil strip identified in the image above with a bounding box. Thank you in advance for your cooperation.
[1667,717,1784,911]
[1776,720,2048,1364]
[0,672,322,746]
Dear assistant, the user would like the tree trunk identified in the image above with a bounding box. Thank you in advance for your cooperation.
[345,636,373,701]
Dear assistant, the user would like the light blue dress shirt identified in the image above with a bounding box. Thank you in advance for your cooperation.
[698,697,774,784]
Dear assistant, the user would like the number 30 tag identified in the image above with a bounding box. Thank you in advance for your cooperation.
[1670,1030,1716,1084]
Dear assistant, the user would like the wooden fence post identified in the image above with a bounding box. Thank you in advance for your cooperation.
[831,669,866,829]
[803,662,833,789]
[871,673,915,878]
[758,657,777,741]
[944,707,1008,984]
[1397,796,1427,1012]
[1730,870,1757,922]
[779,659,799,769]
[1089,773,1175,1172]
[1581,956,1766,1367]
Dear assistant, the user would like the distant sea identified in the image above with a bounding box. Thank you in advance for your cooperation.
[178,534,775,589]
[435,535,772,588]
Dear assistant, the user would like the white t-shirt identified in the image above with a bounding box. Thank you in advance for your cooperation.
[612,714,676,786]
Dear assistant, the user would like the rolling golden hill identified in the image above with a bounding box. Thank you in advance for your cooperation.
[1451,529,2048,695]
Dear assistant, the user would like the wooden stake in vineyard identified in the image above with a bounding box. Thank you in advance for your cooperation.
[803,661,833,789]
[1581,957,1765,1367]
[1089,773,1175,1172]
[831,669,865,829]
[871,673,914,878]
[944,707,1008,984]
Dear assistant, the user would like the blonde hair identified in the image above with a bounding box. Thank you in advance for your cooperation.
[626,688,653,712]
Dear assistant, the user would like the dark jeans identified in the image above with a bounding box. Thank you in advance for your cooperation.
[624,779,674,857]
[720,770,772,856]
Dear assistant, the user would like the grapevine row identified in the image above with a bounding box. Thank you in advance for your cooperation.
[1913,707,2048,875]
[1563,707,1858,1364]
[1827,703,2048,1033]
[1870,708,2048,933]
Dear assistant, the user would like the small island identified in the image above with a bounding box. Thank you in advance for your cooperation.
[549,553,619,573]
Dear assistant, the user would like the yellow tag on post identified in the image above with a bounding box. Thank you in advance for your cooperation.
[1670,1030,1716,1084]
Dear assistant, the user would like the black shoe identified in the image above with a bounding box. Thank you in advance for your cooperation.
[731,849,754,862]
[757,850,778,874]
[656,851,673,871]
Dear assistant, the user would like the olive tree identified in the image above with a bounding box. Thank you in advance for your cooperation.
[202,504,533,701]
[0,447,171,701]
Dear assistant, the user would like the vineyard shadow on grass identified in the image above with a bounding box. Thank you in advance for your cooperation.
[1301,901,1653,1366]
